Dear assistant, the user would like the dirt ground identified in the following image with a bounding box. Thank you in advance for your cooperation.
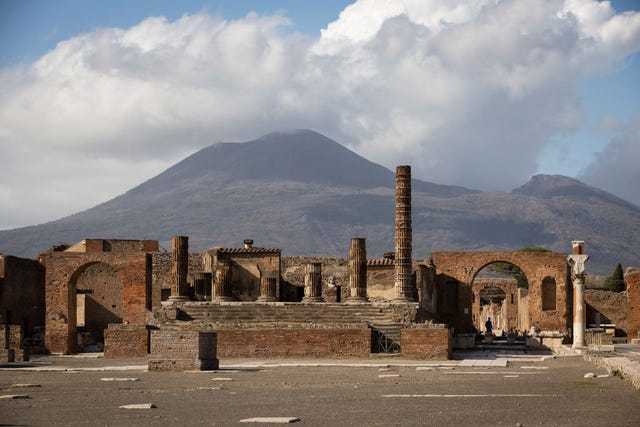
[1,354,639,426]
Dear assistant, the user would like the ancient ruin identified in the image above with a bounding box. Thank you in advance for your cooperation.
[1,165,638,369]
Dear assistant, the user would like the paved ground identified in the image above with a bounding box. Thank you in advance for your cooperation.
[1,352,639,426]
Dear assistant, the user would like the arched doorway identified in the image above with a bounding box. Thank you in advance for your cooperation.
[71,262,123,352]
[472,262,527,336]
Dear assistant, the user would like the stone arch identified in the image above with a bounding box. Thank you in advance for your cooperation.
[70,261,123,349]
[430,251,570,334]
[45,252,150,354]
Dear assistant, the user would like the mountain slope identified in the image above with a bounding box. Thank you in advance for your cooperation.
[0,129,638,275]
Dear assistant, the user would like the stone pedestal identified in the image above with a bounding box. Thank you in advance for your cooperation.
[168,236,190,301]
[213,259,233,302]
[303,262,324,302]
[348,238,368,303]
[394,165,415,302]
[258,277,278,302]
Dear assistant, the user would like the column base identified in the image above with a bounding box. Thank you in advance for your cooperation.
[346,297,368,304]
[392,296,416,304]
[213,296,234,302]
[167,295,190,302]
[257,296,278,303]
[302,297,324,303]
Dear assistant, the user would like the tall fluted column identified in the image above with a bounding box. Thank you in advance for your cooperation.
[348,238,368,303]
[213,259,233,302]
[303,262,324,303]
[394,165,415,301]
[568,240,589,348]
[169,236,189,301]
[258,277,278,302]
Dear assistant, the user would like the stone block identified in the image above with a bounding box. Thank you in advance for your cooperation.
[149,330,218,371]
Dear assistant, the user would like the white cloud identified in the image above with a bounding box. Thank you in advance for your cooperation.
[1,0,639,229]
[579,114,640,206]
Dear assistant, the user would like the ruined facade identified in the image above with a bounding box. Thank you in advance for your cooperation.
[2,166,637,366]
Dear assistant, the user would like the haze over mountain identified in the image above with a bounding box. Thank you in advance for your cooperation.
[1,129,638,275]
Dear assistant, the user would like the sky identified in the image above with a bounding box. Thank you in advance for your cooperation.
[0,0,639,230]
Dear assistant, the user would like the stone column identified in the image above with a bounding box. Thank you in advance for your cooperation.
[258,277,278,302]
[303,262,324,303]
[213,259,233,302]
[394,165,415,302]
[169,236,189,301]
[568,240,589,348]
[348,238,368,303]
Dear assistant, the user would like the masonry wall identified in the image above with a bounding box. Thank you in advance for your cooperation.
[214,326,371,357]
[45,252,150,354]
[149,329,218,371]
[584,289,627,335]
[151,252,204,304]
[0,255,45,338]
[281,257,349,302]
[626,267,640,339]
[367,263,395,301]
[401,325,452,359]
[75,262,122,342]
[104,324,149,357]
[430,251,570,333]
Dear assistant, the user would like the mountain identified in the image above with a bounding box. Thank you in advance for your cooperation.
[1,129,638,275]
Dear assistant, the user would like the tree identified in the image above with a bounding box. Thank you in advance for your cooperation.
[604,263,625,292]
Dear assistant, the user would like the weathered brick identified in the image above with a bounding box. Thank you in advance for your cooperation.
[401,325,452,359]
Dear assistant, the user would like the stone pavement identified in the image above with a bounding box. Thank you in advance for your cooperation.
[581,343,640,391]
[0,349,555,372]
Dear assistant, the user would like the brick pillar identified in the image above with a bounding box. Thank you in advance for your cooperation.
[213,259,233,302]
[348,238,368,303]
[394,165,415,302]
[568,240,589,348]
[625,267,640,340]
[169,236,189,301]
[258,277,278,302]
[303,262,323,303]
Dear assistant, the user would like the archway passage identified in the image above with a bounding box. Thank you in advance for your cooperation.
[472,261,526,337]
[73,262,123,351]
[431,251,570,335]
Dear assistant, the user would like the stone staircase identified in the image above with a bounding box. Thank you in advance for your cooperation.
[174,302,417,326]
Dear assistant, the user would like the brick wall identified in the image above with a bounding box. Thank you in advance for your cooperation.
[148,329,218,371]
[0,255,45,338]
[151,252,204,304]
[45,251,151,354]
[430,251,570,333]
[104,324,149,357]
[626,267,640,339]
[584,289,627,335]
[214,326,371,358]
[401,325,452,359]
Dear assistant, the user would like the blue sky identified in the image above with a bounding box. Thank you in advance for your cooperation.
[0,0,639,230]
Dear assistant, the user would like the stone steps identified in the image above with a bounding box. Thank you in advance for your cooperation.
[175,303,410,326]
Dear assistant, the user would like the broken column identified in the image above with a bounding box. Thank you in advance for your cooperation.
[394,165,415,302]
[169,236,189,301]
[258,277,278,302]
[348,238,368,303]
[568,240,589,348]
[213,259,233,302]
[303,262,324,303]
